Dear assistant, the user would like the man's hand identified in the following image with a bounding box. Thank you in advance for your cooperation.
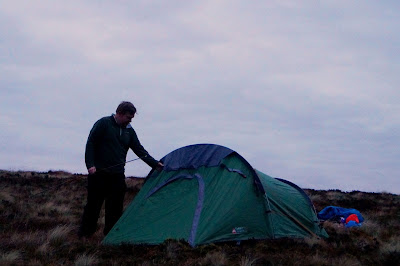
[88,167,96,175]
[155,162,164,172]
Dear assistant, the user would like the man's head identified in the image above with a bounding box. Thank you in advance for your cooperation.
[115,101,136,127]
[116,101,136,115]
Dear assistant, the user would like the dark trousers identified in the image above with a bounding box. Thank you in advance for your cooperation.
[79,172,127,237]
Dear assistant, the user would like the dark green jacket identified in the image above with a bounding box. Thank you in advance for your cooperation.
[85,115,159,174]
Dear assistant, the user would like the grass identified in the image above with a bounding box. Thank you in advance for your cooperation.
[0,170,399,265]
[239,255,259,266]
[201,251,229,266]
[74,253,99,266]
[0,251,22,265]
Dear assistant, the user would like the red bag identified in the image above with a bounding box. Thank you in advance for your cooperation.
[346,214,360,224]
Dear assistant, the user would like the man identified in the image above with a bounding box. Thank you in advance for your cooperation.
[78,101,163,238]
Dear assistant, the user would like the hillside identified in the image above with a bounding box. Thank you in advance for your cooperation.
[0,170,399,265]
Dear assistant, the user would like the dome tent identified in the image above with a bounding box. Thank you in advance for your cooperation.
[103,144,328,246]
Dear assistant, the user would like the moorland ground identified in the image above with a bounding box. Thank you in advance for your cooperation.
[0,170,399,265]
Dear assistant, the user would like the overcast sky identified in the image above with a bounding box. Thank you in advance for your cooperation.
[1,1,399,194]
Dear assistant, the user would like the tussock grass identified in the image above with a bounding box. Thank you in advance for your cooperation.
[201,251,228,266]
[138,261,152,266]
[379,236,400,265]
[360,219,382,238]
[36,225,73,255]
[74,253,98,266]
[37,241,53,255]
[239,255,259,266]
[304,236,328,248]
[326,190,345,201]
[333,255,362,266]
[165,239,181,259]
[380,236,400,254]
[10,231,46,247]
[47,225,73,246]
[308,193,323,204]
[0,251,21,264]
[321,221,349,236]
[0,170,399,265]
[126,177,145,189]
[0,190,15,203]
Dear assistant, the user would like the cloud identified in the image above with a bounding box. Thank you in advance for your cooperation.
[0,1,399,193]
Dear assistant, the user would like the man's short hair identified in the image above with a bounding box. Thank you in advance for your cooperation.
[116,101,137,115]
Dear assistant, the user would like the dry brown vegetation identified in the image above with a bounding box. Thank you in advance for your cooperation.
[0,170,399,265]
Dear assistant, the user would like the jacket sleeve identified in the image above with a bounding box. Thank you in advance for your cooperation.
[85,118,105,169]
[129,129,159,168]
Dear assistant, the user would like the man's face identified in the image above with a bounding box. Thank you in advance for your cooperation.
[118,112,135,127]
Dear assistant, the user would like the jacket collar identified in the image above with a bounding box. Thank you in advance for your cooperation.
[110,114,132,128]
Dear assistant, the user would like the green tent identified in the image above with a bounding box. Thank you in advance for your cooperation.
[103,144,328,246]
